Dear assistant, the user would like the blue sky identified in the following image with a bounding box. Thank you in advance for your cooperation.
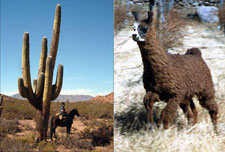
[0,0,113,96]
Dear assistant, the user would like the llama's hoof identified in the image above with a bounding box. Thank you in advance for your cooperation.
[146,122,153,130]
[156,121,163,129]
[163,124,169,129]
[188,118,197,126]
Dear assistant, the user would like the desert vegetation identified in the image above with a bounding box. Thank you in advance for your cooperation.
[0,94,113,151]
[219,5,225,34]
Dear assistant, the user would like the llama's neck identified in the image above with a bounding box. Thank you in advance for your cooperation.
[137,29,169,76]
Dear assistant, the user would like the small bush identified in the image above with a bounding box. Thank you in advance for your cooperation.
[100,112,113,119]
[114,1,127,32]
[219,6,225,32]
[90,124,113,146]
[15,133,35,144]
[159,10,186,50]
[2,98,35,120]
[37,141,56,152]
[0,119,19,134]
[57,136,93,151]
[0,136,33,152]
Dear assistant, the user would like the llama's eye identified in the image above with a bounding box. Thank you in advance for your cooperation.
[142,27,148,33]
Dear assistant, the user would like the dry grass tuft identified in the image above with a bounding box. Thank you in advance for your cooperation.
[219,6,225,32]
[57,135,93,151]
[159,10,186,50]
[0,136,33,152]
[114,1,127,32]
[80,123,113,147]
[90,123,113,146]
[0,119,20,134]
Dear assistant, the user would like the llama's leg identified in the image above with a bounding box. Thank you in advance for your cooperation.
[199,96,218,131]
[190,100,198,125]
[159,96,180,129]
[180,100,197,125]
[143,91,159,123]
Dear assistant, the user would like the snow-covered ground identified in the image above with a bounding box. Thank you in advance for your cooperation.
[114,22,225,151]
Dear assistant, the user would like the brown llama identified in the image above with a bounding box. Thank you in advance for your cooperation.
[132,8,218,130]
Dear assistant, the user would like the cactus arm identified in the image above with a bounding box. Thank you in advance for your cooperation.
[38,37,47,75]
[36,73,45,97]
[52,64,63,100]
[42,56,53,115]
[33,79,37,92]
[49,4,61,70]
[18,78,28,98]
[22,32,35,100]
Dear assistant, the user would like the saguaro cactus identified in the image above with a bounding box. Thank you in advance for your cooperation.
[0,96,3,117]
[18,4,63,141]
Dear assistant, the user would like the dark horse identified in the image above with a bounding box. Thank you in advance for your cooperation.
[50,109,80,140]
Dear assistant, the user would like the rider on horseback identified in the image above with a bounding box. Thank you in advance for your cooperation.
[59,102,68,120]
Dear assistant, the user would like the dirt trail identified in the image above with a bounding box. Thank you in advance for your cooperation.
[114,23,225,151]
[12,119,86,138]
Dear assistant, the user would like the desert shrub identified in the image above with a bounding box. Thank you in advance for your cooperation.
[37,141,56,152]
[159,10,186,50]
[0,136,32,152]
[62,101,113,120]
[15,133,35,144]
[0,119,19,134]
[2,97,113,120]
[114,3,127,32]
[80,122,113,147]
[100,112,113,119]
[81,126,92,139]
[219,6,225,32]
[90,124,113,146]
[57,136,93,151]
[2,98,35,120]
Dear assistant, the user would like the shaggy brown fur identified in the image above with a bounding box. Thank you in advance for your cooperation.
[136,8,218,130]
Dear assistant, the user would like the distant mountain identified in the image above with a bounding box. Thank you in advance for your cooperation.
[91,92,114,104]
[11,94,93,102]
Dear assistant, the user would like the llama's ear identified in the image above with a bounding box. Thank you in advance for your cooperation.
[146,11,153,25]
[132,11,139,22]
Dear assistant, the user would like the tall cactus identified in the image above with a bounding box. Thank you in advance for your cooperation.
[18,4,63,141]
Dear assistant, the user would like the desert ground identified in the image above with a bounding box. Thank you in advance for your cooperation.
[0,93,113,152]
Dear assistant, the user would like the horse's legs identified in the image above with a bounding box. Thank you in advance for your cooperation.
[50,128,53,141]
[143,91,159,123]
[67,125,71,135]
[54,126,57,138]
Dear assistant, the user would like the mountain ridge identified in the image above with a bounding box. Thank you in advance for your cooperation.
[11,93,93,102]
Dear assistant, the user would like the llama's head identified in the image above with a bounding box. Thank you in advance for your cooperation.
[132,11,153,42]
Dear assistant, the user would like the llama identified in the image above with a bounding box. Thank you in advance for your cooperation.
[132,8,218,130]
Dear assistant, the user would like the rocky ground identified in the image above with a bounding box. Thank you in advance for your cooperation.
[114,21,225,151]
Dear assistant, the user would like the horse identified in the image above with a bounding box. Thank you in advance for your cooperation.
[50,108,80,140]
